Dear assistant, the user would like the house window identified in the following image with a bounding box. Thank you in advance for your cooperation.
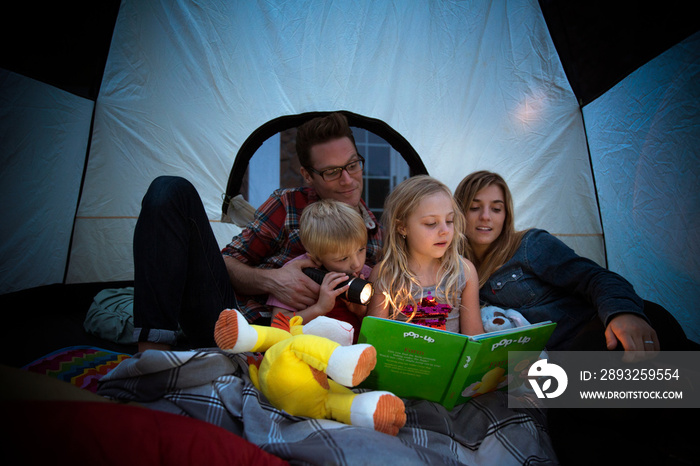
[244,127,410,219]
[233,112,426,221]
[352,127,409,218]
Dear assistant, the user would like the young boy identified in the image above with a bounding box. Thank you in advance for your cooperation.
[266,199,372,342]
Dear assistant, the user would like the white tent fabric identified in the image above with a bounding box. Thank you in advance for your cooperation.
[584,31,700,341]
[0,69,94,292]
[68,0,602,280]
[1,0,697,341]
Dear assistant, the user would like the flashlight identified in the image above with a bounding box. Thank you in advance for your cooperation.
[302,267,374,305]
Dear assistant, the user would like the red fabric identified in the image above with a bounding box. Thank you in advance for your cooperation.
[5,400,289,466]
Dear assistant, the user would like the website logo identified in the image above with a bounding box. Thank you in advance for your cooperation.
[527,359,568,399]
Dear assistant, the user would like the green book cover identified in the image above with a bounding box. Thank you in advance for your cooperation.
[357,316,557,410]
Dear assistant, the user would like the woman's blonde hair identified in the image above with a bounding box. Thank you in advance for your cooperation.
[300,199,367,258]
[454,171,527,287]
[374,175,468,320]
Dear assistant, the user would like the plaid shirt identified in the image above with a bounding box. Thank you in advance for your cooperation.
[222,186,383,322]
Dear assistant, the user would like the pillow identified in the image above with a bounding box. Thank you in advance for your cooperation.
[5,400,289,466]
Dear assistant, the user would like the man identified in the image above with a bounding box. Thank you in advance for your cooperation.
[133,112,382,352]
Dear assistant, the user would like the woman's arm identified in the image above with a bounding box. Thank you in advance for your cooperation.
[605,313,660,361]
[526,229,655,355]
[526,230,645,320]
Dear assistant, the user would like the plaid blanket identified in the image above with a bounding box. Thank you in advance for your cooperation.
[97,349,558,465]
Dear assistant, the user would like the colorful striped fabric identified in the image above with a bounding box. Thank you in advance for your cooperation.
[22,346,131,393]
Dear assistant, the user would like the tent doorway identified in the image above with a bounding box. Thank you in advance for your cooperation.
[242,125,411,219]
[223,111,428,220]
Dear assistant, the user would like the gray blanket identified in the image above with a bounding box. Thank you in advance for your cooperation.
[97,349,558,465]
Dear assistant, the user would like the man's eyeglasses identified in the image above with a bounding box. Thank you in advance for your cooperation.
[305,156,365,182]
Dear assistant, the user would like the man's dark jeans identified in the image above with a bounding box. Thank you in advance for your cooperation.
[133,176,237,348]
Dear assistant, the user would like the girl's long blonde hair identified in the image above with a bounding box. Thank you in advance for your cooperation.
[374,175,468,319]
[454,171,528,288]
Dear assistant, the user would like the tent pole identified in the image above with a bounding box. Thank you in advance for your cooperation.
[63,103,98,284]
[579,104,609,268]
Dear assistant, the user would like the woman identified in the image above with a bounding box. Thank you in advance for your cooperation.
[453,170,694,355]
[454,170,693,465]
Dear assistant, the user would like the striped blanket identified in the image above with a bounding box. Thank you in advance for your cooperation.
[23,345,131,393]
[97,349,558,465]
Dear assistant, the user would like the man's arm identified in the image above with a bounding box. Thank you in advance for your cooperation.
[224,255,320,309]
[271,271,350,323]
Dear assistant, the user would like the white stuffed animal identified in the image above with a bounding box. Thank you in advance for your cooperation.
[481,306,531,332]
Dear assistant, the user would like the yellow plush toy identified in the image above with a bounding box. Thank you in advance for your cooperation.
[214,309,406,436]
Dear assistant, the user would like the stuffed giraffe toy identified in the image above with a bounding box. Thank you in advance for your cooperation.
[214,309,406,436]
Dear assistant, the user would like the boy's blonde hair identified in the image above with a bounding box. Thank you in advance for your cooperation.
[374,175,468,319]
[300,199,367,259]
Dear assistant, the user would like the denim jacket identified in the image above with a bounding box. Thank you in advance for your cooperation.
[479,229,645,350]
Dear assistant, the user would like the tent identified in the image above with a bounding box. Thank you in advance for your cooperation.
[1,0,698,342]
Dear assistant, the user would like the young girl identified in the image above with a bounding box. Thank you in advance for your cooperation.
[367,175,483,335]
